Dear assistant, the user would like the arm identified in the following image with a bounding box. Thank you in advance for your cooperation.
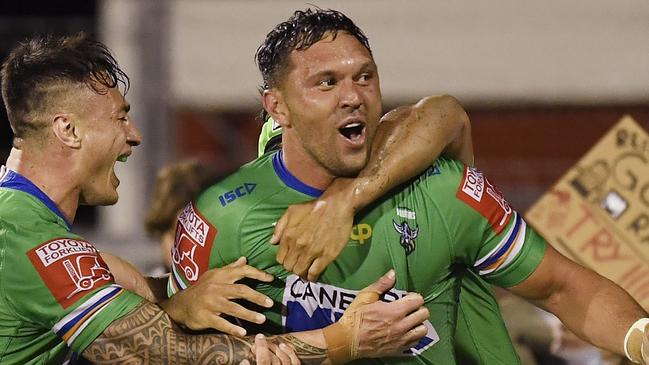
[272,94,473,280]
[509,244,647,358]
[83,270,428,365]
[102,252,276,337]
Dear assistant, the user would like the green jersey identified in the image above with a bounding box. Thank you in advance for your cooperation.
[0,167,144,364]
[168,152,547,364]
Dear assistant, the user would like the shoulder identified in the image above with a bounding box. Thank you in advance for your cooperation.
[194,154,286,223]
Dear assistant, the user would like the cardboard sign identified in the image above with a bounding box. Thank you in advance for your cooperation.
[526,116,649,308]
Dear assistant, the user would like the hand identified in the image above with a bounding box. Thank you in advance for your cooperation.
[161,257,274,336]
[270,184,355,281]
[323,270,429,364]
[242,334,300,365]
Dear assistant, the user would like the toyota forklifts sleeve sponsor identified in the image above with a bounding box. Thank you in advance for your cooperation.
[170,202,217,291]
[27,238,114,309]
[282,275,439,356]
[456,166,513,234]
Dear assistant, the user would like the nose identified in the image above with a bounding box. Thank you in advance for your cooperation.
[126,119,142,147]
[339,79,362,111]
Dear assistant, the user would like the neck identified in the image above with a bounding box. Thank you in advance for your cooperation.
[6,147,80,223]
[280,133,335,191]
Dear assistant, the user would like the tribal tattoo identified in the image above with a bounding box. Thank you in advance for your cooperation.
[83,302,328,364]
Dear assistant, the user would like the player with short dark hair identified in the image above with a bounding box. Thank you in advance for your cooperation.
[0,33,429,364]
[169,8,649,365]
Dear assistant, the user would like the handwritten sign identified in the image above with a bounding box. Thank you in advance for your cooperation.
[526,116,649,307]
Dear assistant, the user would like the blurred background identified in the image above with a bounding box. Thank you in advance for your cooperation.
[1,1,647,364]
[1,0,647,271]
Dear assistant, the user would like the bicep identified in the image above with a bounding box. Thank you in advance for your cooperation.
[508,244,592,307]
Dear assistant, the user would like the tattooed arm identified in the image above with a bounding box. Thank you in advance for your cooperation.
[83,270,428,365]
[84,301,326,365]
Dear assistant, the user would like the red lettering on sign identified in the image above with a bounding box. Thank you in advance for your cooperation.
[579,228,630,262]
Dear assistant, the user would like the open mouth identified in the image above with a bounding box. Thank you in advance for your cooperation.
[338,122,365,141]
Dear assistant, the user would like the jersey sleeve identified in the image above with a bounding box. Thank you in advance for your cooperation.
[0,227,143,354]
[167,196,243,296]
[425,159,547,288]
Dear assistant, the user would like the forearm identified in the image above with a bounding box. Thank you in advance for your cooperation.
[535,266,645,355]
[101,252,160,303]
[511,246,647,355]
[330,94,471,213]
[84,302,328,365]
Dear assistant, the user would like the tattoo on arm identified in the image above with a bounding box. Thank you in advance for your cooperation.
[83,302,328,364]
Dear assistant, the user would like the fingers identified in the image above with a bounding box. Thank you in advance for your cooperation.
[218,298,267,325]
[402,324,428,348]
[391,293,425,313]
[233,265,275,283]
[196,315,247,337]
[225,256,247,268]
[306,257,328,282]
[254,334,272,365]
[365,269,396,295]
[396,307,429,336]
[278,343,300,365]
[271,213,289,245]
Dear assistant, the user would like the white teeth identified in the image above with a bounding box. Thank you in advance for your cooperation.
[344,122,361,128]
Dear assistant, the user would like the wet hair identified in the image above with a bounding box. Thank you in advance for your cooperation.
[255,8,372,90]
[1,32,129,143]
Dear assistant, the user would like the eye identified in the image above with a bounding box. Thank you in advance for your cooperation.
[318,78,335,88]
[357,73,372,85]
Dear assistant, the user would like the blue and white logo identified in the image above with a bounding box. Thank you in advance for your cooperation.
[393,220,419,255]
[282,275,439,356]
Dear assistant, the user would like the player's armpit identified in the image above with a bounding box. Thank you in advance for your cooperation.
[508,244,647,357]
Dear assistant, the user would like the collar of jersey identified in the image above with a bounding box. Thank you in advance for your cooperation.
[272,151,323,198]
[0,166,72,230]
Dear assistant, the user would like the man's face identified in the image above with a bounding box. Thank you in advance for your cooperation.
[77,86,141,205]
[278,32,382,177]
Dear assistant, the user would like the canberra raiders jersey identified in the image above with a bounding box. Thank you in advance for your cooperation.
[169,151,547,364]
[0,167,143,365]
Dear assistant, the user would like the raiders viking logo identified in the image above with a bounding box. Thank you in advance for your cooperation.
[393,220,419,255]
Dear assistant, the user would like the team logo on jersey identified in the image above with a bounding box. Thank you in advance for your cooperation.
[457,166,513,234]
[283,275,439,356]
[393,220,419,255]
[171,202,217,289]
[27,238,114,309]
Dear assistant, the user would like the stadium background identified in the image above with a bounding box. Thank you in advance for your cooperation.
[0,0,647,287]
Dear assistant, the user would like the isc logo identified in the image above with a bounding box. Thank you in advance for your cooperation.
[218,183,257,206]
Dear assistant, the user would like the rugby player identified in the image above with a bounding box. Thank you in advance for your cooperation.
[169,8,649,364]
[0,33,429,364]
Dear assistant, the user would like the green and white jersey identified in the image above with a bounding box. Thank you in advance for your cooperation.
[0,167,144,365]
[168,151,547,364]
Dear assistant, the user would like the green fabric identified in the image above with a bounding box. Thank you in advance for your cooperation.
[169,152,547,364]
[0,187,143,364]
[257,116,283,157]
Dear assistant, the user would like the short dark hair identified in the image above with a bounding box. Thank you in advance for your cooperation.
[255,8,372,90]
[1,33,129,142]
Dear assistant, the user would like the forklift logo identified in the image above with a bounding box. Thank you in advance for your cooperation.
[28,238,115,309]
[63,255,112,299]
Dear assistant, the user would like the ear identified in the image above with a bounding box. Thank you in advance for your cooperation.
[52,114,81,148]
[262,89,291,128]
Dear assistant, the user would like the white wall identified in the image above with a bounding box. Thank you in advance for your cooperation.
[169,0,649,108]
